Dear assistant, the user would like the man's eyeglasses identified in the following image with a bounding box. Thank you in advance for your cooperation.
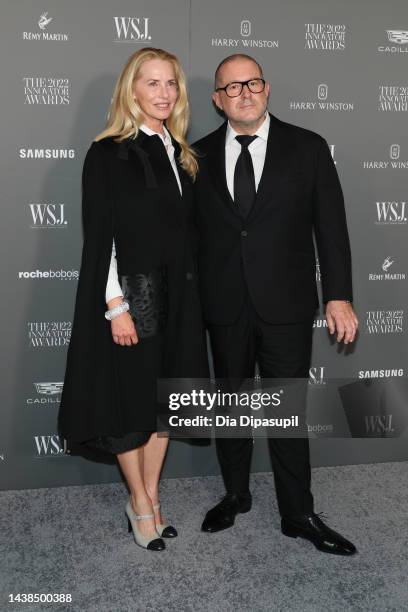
[215,78,266,98]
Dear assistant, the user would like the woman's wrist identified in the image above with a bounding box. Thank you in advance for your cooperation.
[106,295,123,309]
[105,298,129,321]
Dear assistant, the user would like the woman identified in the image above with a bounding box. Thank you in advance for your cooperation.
[58,48,208,552]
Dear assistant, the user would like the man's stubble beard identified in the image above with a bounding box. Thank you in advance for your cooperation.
[230,102,268,131]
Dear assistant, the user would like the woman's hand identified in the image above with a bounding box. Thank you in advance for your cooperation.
[107,297,139,346]
[111,312,139,346]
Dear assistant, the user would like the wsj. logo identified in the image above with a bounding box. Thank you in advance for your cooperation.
[309,367,326,386]
[318,84,328,100]
[38,12,52,30]
[375,201,407,224]
[29,203,66,228]
[34,435,69,456]
[113,17,151,42]
[365,415,394,434]
[241,20,251,37]
[390,144,400,160]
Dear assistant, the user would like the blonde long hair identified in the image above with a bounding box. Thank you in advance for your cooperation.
[95,47,197,179]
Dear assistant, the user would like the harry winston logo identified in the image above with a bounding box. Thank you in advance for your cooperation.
[318,84,328,100]
[240,20,251,37]
[211,19,278,48]
[390,144,400,160]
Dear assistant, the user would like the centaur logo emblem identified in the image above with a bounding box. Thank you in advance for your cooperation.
[240,20,251,37]
[382,256,394,272]
[38,12,52,30]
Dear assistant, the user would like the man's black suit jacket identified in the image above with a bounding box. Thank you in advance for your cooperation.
[193,112,353,325]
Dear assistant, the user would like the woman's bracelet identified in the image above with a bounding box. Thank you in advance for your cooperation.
[104,300,129,321]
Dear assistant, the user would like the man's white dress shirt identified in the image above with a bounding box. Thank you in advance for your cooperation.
[105,123,182,303]
[225,111,270,200]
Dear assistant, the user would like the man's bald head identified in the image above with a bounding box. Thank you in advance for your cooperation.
[214,54,263,89]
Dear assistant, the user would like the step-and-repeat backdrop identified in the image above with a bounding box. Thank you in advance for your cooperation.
[1,0,407,489]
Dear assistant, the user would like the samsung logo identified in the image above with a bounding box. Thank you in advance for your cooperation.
[19,148,75,159]
[358,368,404,379]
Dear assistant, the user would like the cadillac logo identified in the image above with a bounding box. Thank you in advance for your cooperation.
[34,382,64,395]
[387,30,408,44]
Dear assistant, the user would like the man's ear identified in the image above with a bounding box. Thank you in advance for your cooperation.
[212,91,222,112]
[264,81,270,98]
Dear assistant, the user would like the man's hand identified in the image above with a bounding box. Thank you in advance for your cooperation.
[325,300,358,344]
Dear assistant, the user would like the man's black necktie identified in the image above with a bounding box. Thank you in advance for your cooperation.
[233,135,258,218]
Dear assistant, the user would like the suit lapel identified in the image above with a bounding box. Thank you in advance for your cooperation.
[207,122,242,219]
[246,113,288,222]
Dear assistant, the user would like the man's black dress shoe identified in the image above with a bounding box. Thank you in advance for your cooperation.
[281,512,357,555]
[201,493,252,533]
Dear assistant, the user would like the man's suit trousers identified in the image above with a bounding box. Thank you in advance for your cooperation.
[207,291,315,518]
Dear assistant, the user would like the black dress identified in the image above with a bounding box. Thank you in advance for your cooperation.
[57,130,209,455]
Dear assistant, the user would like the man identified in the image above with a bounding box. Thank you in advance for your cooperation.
[193,54,359,555]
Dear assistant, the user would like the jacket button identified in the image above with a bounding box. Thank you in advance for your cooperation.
[241,230,248,237]
[186,272,194,281]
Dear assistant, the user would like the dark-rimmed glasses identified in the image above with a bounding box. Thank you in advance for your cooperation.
[215,78,266,98]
